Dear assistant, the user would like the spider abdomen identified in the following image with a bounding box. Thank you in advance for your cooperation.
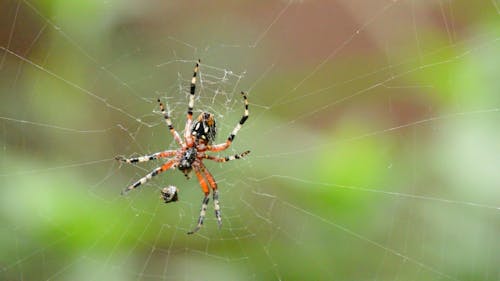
[191,112,216,143]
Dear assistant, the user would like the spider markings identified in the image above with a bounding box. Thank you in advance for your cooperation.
[115,60,250,234]
[191,113,217,143]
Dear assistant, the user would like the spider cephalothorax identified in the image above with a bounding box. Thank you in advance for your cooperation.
[116,60,250,234]
[178,147,197,177]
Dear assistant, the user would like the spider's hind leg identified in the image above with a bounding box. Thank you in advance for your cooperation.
[188,167,210,234]
[187,195,209,235]
[213,189,222,228]
[200,163,222,228]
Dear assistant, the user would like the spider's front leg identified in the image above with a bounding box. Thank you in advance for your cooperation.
[184,60,200,146]
[158,98,183,146]
[115,150,176,164]
[209,92,249,152]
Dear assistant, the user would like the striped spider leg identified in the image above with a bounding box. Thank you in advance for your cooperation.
[202,150,251,163]
[187,165,211,235]
[117,156,177,194]
[208,92,249,153]
[158,98,183,146]
[184,59,200,147]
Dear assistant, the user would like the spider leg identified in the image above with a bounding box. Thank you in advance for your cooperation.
[158,98,183,146]
[184,60,200,145]
[209,92,249,152]
[213,189,221,228]
[203,150,250,163]
[188,167,210,235]
[121,159,176,194]
[115,150,176,164]
[200,163,222,228]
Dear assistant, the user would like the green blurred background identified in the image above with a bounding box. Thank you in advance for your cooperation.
[1,0,499,280]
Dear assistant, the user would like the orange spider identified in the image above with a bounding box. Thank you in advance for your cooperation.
[116,60,250,234]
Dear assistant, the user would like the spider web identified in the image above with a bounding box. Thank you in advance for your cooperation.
[1,0,500,280]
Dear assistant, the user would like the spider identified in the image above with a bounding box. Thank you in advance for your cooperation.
[115,60,250,234]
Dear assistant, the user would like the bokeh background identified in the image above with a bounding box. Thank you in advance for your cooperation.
[1,0,499,280]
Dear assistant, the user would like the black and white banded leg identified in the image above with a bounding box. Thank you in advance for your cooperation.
[199,163,222,228]
[115,150,176,164]
[184,60,200,144]
[188,195,209,235]
[209,92,249,152]
[203,150,251,163]
[158,98,183,146]
[213,190,222,228]
[121,159,175,194]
